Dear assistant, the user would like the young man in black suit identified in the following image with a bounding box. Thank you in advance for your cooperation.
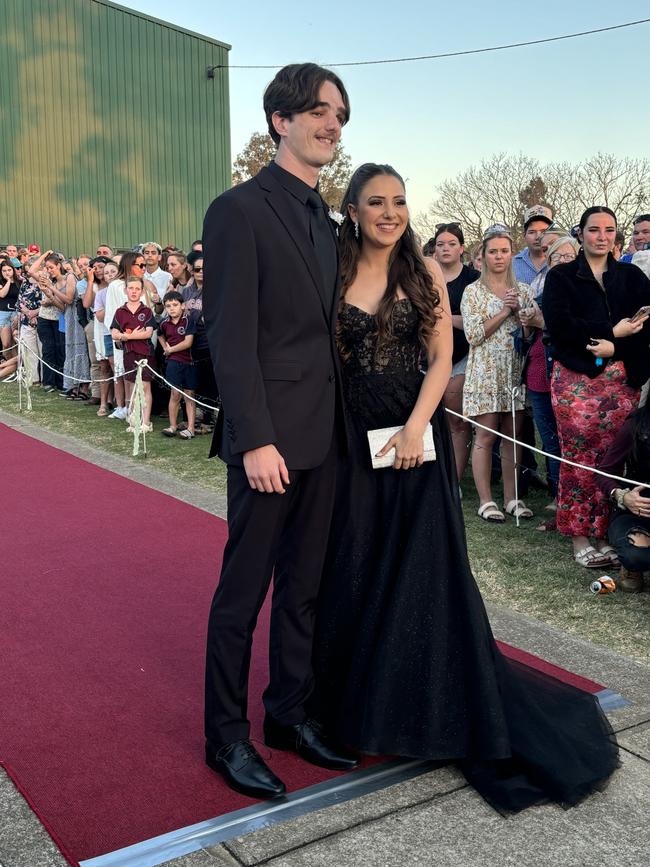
[202,63,357,799]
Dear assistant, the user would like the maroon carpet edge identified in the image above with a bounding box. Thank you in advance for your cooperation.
[496,641,604,693]
[1,761,79,867]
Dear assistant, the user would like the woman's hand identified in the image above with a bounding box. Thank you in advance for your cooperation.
[622,486,650,517]
[376,425,425,470]
[613,316,648,338]
[519,300,544,329]
[503,289,520,312]
[586,338,615,358]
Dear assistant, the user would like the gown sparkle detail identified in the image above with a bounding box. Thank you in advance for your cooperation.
[313,299,618,812]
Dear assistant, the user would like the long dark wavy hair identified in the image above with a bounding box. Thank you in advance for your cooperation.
[338,163,441,355]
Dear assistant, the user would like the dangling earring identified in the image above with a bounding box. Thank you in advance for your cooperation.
[354,221,360,240]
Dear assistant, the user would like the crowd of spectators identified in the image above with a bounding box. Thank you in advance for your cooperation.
[3,208,650,591]
[425,207,650,591]
[0,239,216,439]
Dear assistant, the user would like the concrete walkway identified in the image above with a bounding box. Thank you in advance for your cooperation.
[2,410,649,867]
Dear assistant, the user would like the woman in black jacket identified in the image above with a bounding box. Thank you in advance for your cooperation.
[543,206,650,569]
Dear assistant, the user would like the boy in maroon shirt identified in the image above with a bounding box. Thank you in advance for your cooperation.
[158,290,197,439]
[110,277,156,431]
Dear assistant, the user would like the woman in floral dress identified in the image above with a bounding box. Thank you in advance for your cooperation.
[543,206,650,568]
[461,225,534,522]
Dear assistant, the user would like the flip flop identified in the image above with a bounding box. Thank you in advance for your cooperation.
[179,429,195,439]
[162,427,177,437]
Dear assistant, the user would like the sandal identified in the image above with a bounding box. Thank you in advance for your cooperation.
[596,545,620,566]
[574,545,611,569]
[535,517,557,532]
[478,501,505,523]
[96,406,109,417]
[504,499,534,519]
[179,428,195,439]
[162,427,178,437]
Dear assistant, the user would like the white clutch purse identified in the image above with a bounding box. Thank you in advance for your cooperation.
[367,424,436,470]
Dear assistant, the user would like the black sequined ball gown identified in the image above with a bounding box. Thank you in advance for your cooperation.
[313,299,618,812]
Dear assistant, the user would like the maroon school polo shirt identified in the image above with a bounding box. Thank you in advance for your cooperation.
[158,314,195,364]
[110,303,156,356]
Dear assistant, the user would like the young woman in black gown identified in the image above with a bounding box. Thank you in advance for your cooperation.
[312,163,618,813]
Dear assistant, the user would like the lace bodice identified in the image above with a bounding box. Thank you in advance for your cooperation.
[337,299,421,377]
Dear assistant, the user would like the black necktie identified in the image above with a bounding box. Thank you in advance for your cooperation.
[307,190,337,308]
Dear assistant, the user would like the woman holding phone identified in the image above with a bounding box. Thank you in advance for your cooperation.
[543,206,650,568]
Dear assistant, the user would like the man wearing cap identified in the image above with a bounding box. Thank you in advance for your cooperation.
[513,205,554,284]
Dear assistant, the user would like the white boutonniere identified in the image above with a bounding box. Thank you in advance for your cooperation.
[328,208,344,226]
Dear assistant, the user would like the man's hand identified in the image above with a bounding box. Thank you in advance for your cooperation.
[243,444,290,493]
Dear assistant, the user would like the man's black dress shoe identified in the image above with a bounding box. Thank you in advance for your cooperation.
[205,739,286,799]
[264,717,359,771]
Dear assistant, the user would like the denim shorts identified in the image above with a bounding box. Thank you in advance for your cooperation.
[0,310,15,328]
[166,359,198,392]
[103,335,114,357]
[451,355,468,378]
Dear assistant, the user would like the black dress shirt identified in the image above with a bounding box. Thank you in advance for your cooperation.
[266,161,338,310]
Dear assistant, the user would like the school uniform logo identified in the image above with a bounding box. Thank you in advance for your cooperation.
[138,312,146,322]
[177,326,186,335]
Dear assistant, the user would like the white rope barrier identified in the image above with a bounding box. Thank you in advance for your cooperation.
[3,340,646,490]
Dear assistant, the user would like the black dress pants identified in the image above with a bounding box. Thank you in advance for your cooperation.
[205,437,338,748]
[37,318,65,390]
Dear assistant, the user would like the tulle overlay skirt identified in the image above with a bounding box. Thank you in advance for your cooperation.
[313,370,619,812]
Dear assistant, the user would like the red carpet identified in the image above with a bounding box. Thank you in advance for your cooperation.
[0,423,610,864]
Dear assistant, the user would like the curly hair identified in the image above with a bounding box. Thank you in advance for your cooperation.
[338,163,441,356]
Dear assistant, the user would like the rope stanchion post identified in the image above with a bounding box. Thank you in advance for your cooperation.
[511,386,521,528]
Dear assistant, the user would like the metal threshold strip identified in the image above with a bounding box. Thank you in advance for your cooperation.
[80,758,437,867]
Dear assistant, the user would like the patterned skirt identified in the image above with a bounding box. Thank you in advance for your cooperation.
[550,361,639,539]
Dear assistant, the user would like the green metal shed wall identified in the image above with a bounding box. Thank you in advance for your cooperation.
[0,0,230,253]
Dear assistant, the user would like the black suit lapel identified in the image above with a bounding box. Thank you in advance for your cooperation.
[257,168,332,321]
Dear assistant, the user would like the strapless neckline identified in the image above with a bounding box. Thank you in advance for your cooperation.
[341,298,411,318]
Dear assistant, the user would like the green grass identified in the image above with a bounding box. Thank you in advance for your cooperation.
[0,381,227,493]
[2,380,649,664]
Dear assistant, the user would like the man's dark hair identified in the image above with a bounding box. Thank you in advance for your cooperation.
[263,63,350,146]
[422,238,436,257]
[164,290,184,304]
[187,249,202,267]
[633,214,650,225]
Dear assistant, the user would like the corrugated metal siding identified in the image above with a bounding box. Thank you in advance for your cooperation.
[0,0,230,253]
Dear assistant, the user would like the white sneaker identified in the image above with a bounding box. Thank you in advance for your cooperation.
[108,406,128,420]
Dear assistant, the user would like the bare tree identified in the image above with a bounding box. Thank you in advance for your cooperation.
[232,132,352,208]
[415,152,650,249]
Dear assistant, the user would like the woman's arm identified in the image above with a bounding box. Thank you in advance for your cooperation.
[376,260,453,470]
[0,280,11,298]
[82,270,95,309]
[461,285,511,347]
[27,251,51,279]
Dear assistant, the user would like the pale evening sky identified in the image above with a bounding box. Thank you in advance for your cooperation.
[123,0,649,217]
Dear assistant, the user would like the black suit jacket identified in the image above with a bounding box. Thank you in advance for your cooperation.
[203,165,343,469]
